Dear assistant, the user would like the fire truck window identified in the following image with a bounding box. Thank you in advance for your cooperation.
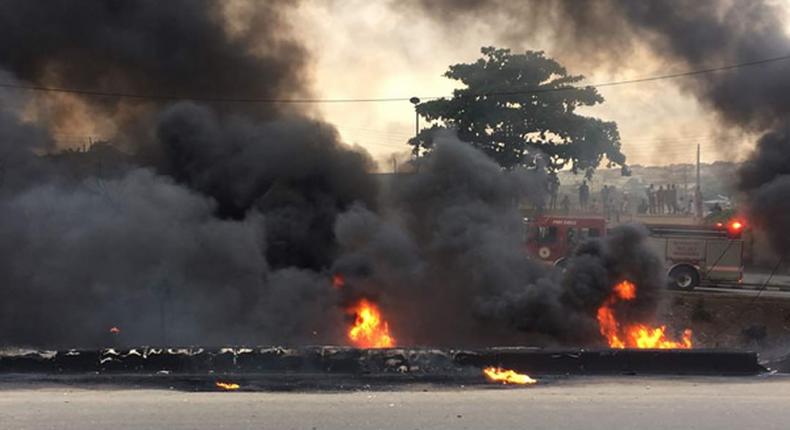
[538,226,557,243]
[526,226,538,242]
[567,228,577,246]
[589,228,600,237]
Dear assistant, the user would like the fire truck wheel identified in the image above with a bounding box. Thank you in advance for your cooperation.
[668,265,699,290]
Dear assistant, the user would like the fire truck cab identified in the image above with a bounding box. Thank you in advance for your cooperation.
[524,215,606,266]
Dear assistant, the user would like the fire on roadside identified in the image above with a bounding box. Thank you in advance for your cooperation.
[215,381,240,391]
[347,298,396,348]
[597,280,693,349]
[483,367,537,385]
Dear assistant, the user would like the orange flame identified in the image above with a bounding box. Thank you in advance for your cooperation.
[597,280,692,349]
[483,367,537,385]
[347,299,395,348]
[215,381,240,390]
[613,280,636,300]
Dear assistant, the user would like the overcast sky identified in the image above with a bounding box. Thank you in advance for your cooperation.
[290,0,779,170]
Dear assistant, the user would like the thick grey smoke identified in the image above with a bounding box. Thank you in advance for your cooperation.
[332,136,665,346]
[1,169,255,346]
[738,130,790,257]
[156,103,377,269]
[0,0,308,124]
[0,1,373,347]
[0,168,347,347]
[0,111,53,195]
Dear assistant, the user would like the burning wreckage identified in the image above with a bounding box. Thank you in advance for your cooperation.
[0,0,784,387]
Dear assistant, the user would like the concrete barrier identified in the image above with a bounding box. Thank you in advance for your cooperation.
[0,346,764,376]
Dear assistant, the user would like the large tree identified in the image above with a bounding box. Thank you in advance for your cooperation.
[411,47,626,176]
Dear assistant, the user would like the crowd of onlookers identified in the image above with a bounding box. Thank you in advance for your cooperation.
[545,178,697,220]
[643,183,684,214]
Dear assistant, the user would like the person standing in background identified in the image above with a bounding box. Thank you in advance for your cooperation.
[666,184,673,214]
[548,175,559,210]
[610,185,621,222]
[646,184,655,214]
[657,185,665,215]
[579,180,589,211]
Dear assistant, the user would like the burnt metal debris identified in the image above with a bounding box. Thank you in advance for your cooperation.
[0,347,765,377]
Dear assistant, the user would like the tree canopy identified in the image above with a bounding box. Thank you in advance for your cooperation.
[411,47,627,177]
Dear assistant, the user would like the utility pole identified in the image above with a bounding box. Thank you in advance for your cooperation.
[695,143,702,219]
[696,144,700,187]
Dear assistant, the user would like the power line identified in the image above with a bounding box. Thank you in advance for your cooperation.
[335,126,414,138]
[448,53,790,100]
[0,81,410,104]
[622,134,718,143]
[1,54,790,104]
[571,53,790,90]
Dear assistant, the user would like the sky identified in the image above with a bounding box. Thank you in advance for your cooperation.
[31,0,786,171]
[291,0,768,171]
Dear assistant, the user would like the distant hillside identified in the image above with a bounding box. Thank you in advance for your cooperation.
[44,141,136,179]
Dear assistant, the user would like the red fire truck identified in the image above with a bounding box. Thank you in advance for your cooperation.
[524,215,745,290]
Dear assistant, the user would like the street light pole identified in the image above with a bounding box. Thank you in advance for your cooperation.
[409,97,420,158]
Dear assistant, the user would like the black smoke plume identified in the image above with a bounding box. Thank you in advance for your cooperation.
[0,0,308,123]
[332,136,665,346]
[738,130,790,257]
[156,103,377,269]
[0,0,371,347]
[0,1,672,348]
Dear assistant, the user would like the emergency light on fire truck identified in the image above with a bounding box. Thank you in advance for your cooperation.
[714,219,746,238]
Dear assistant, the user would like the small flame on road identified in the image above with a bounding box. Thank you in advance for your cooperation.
[598,280,693,349]
[483,367,537,385]
[348,299,395,348]
[215,381,240,391]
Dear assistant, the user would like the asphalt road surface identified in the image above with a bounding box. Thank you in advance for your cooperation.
[683,286,790,300]
[742,273,790,289]
[2,377,790,430]
[671,272,790,300]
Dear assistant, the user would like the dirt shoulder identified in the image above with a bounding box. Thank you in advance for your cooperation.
[662,291,790,358]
